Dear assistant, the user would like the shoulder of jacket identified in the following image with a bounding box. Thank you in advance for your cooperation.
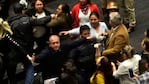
[72,3,80,9]
[90,4,98,8]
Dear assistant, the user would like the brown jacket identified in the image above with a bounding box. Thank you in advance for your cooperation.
[47,14,73,34]
[102,24,130,62]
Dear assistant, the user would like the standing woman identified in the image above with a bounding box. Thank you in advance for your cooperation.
[90,43,113,84]
[47,3,73,41]
[90,56,113,84]
[25,0,51,18]
[60,12,108,51]
[25,0,51,54]
[112,45,141,84]
[71,0,100,28]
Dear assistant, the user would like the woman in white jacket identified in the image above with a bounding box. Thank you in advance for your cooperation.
[59,12,109,51]
[112,45,141,84]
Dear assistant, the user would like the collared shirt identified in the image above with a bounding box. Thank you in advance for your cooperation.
[111,26,119,34]
[111,26,119,31]
[109,26,119,40]
[35,12,46,18]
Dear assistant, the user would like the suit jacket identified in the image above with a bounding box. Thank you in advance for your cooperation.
[35,38,88,80]
[47,13,73,34]
[102,24,129,62]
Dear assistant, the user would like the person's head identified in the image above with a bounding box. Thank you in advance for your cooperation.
[120,45,135,60]
[79,25,90,38]
[89,12,100,28]
[61,60,77,74]
[48,35,60,51]
[96,56,112,72]
[0,18,13,40]
[60,60,79,84]
[141,37,149,52]
[31,0,45,13]
[139,59,149,74]
[144,29,149,38]
[56,3,70,16]
[109,12,122,27]
[96,56,113,84]
[79,0,92,6]
[13,3,24,14]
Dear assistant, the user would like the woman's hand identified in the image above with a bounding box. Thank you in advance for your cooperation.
[111,62,116,72]
[50,14,57,19]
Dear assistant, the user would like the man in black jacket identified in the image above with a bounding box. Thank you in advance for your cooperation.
[68,25,97,84]
[27,34,93,84]
[6,3,51,84]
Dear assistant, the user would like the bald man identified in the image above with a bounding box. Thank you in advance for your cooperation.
[28,34,93,83]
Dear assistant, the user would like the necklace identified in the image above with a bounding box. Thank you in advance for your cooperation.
[80,5,89,15]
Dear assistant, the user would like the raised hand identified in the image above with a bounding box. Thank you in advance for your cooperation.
[59,31,69,36]
[27,53,36,64]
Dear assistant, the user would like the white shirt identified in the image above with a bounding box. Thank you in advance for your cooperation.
[113,54,141,84]
[35,12,46,19]
[78,9,91,26]
[69,22,108,40]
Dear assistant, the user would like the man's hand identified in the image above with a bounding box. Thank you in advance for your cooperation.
[59,31,69,36]
[94,43,101,49]
[27,53,35,64]
[86,36,95,41]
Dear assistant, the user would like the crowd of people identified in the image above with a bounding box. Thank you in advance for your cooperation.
[1,0,149,84]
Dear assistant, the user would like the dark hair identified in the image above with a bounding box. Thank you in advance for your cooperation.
[60,3,70,14]
[94,56,113,84]
[31,0,45,8]
[87,0,93,4]
[78,0,93,4]
[58,3,73,27]
[146,29,149,38]
[13,3,24,13]
[60,60,83,84]
[143,37,149,51]
[62,60,77,74]
[89,12,100,19]
[139,59,149,75]
[79,25,90,34]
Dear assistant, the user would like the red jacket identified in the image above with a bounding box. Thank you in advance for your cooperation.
[71,3,100,28]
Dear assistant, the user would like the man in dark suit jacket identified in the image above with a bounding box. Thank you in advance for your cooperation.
[27,34,93,83]
[68,25,97,84]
